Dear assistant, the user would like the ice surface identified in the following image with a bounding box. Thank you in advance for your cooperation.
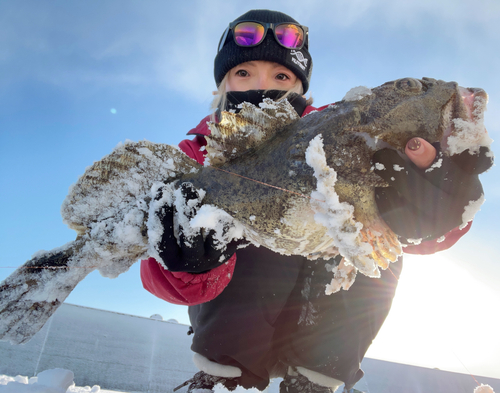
[0,304,201,392]
[1,304,498,393]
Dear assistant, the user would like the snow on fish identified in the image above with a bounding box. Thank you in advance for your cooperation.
[0,77,493,344]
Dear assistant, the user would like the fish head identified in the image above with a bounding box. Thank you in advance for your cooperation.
[355,77,491,156]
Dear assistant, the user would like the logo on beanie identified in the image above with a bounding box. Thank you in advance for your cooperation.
[290,50,308,71]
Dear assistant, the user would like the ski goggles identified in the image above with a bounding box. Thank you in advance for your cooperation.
[217,21,309,52]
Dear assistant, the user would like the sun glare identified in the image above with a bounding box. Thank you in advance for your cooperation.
[366,253,500,378]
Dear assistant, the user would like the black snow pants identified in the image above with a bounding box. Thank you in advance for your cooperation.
[188,245,402,390]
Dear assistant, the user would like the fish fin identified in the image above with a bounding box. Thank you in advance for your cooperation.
[205,98,299,166]
[361,224,402,270]
[344,225,401,279]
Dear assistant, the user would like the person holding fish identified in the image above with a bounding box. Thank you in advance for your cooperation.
[141,9,490,393]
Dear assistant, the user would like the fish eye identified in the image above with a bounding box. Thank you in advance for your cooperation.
[395,78,423,92]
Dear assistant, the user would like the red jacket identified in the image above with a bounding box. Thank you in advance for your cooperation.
[140,104,470,306]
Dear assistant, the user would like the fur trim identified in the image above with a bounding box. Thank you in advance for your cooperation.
[193,353,242,378]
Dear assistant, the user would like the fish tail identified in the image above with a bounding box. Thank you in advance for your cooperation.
[0,238,92,344]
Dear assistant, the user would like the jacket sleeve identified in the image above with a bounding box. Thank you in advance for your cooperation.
[140,115,237,306]
[141,255,237,306]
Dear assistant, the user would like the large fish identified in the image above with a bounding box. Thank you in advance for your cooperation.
[0,77,492,344]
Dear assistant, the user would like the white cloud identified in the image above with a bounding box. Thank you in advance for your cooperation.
[0,1,245,101]
[1,0,499,103]
[299,0,500,30]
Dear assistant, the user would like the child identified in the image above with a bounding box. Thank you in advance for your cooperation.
[140,9,487,393]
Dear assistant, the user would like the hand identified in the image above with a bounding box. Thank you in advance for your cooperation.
[373,138,492,242]
[154,183,242,273]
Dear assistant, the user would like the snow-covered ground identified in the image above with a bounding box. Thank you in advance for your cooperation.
[1,304,498,393]
[0,369,495,393]
[0,369,114,393]
[0,369,281,393]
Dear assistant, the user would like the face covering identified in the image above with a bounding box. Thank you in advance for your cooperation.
[220,90,307,118]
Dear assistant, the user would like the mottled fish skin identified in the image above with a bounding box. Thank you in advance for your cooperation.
[183,77,490,269]
[0,77,491,344]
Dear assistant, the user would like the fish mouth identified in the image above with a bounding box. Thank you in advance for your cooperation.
[440,86,489,154]
[458,87,488,122]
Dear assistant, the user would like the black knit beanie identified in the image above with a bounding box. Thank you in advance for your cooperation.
[214,9,313,93]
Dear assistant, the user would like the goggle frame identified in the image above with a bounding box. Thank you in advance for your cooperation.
[217,20,309,53]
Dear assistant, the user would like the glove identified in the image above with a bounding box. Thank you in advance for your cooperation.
[373,144,492,242]
[155,182,242,273]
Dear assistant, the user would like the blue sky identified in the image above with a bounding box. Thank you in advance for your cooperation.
[1,0,499,381]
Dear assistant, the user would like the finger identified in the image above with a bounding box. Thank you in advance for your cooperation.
[204,229,240,264]
[405,138,436,169]
[154,186,165,201]
[179,231,206,264]
[180,182,202,219]
[204,230,226,263]
[180,182,199,201]
[157,206,185,269]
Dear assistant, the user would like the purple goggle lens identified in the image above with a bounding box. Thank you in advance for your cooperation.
[218,21,307,52]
